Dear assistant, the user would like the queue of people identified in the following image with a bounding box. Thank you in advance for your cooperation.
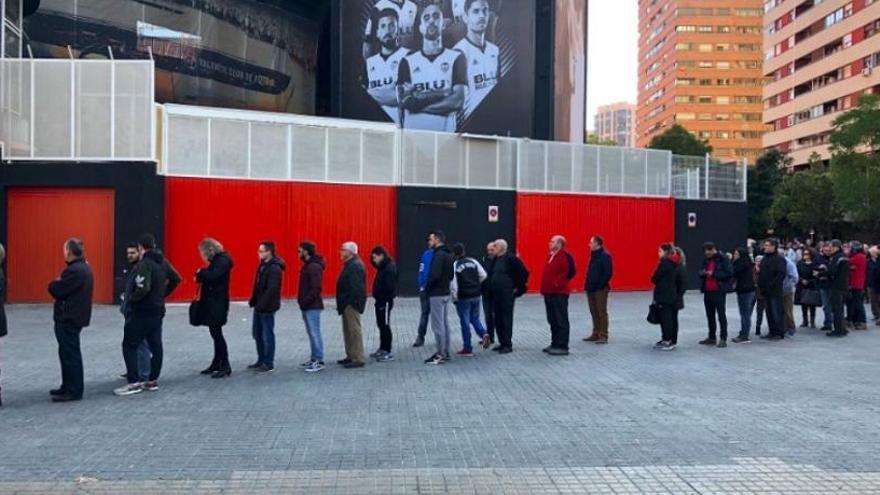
[0,232,876,407]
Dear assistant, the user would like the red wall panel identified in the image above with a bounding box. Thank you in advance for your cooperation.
[165,177,396,301]
[516,193,675,292]
[7,188,115,303]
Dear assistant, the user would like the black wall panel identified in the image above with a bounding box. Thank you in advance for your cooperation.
[675,199,749,290]
[0,162,165,300]
[396,187,516,296]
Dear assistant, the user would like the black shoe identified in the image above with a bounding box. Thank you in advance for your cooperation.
[716,340,727,348]
[827,330,848,337]
[542,346,552,353]
[498,347,513,354]
[211,363,232,378]
[698,338,717,346]
[255,364,275,373]
[246,362,262,370]
[201,361,221,375]
[51,394,81,403]
[49,388,67,396]
[412,336,425,347]
[337,358,352,365]
[547,348,569,356]
[820,326,832,331]
[492,345,504,352]
[761,334,783,341]
[343,361,365,369]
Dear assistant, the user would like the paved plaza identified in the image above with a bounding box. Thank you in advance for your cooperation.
[1,293,879,494]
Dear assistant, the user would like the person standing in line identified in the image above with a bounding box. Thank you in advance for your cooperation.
[48,238,94,403]
[248,241,285,373]
[336,242,367,368]
[412,238,434,348]
[783,255,800,337]
[541,235,576,356]
[868,245,880,325]
[369,246,398,362]
[480,241,497,344]
[114,235,170,396]
[757,239,787,341]
[847,242,868,330]
[826,240,851,338]
[194,238,233,376]
[297,241,326,373]
[795,248,819,329]
[423,231,454,365]
[0,243,7,407]
[119,242,151,383]
[698,242,733,348]
[815,243,835,331]
[651,243,686,351]
[490,239,529,354]
[731,247,756,344]
[584,236,612,344]
[450,243,491,357]
[753,256,766,337]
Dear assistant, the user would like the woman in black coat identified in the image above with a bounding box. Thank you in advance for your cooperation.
[195,238,234,377]
[651,243,686,351]
[796,248,819,328]
[369,246,398,361]
[0,243,7,407]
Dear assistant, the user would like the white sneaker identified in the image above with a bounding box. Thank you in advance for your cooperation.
[305,361,325,373]
[114,383,144,396]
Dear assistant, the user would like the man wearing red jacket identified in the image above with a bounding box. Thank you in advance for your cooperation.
[541,235,576,356]
[848,242,868,330]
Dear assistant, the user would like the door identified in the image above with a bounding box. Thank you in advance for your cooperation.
[7,188,115,303]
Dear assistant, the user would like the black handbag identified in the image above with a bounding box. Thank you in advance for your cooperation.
[188,284,205,327]
[647,302,662,325]
[798,288,822,307]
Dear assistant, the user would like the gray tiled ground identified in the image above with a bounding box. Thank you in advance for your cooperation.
[0,293,879,493]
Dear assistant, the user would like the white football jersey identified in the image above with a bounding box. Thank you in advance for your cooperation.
[453,37,499,113]
[364,0,419,49]
[399,48,466,131]
[366,47,408,123]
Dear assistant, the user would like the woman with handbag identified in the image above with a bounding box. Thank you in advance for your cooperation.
[796,248,820,329]
[194,238,234,378]
[650,243,686,351]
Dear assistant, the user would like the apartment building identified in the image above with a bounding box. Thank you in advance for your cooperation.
[762,0,880,168]
[594,102,637,147]
[638,0,768,162]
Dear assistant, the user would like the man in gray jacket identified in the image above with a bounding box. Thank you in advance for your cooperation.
[336,242,367,368]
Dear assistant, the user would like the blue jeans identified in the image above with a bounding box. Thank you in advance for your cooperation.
[820,288,833,328]
[736,292,756,339]
[302,310,324,362]
[252,312,276,368]
[454,297,487,352]
[136,340,151,382]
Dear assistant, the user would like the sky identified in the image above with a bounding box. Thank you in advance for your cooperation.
[586,1,638,132]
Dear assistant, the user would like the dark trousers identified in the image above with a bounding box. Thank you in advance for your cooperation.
[765,294,785,337]
[544,295,570,350]
[375,299,393,352]
[703,291,728,340]
[736,292,755,339]
[482,293,495,341]
[847,289,867,325]
[54,323,84,398]
[658,304,679,345]
[417,291,430,339]
[800,305,816,327]
[832,290,847,332]
[209,325,228,364]
[754,297,766,334]
[252,312,276,368]
[492,291,515,349]
[122,315,163,384]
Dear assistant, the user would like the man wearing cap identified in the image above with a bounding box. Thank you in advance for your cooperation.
[336,242,367,368]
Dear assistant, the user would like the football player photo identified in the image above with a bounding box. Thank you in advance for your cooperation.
[364,8,410,124]
[396,2,466,131]
[453,0,499,115]
[362,0,419,59]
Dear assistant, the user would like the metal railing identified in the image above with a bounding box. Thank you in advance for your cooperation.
[671,154,748,202]
[0,58,155,161]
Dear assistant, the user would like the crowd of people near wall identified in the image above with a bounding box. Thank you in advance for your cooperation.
[0,232,877,406]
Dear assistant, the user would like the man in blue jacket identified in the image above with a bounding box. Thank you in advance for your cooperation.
[412,238,434,347]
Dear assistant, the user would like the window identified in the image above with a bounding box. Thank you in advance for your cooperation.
[676,113,696,121]
[698,96,713,103]
[716,96,730,105]
[698,44,713,52]
[825,8,844,28]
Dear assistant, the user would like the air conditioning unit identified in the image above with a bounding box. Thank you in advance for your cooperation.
[864,66,873,77]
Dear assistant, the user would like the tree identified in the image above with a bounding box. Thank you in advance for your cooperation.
[747,149,785,237]
[829,94,880,230]
[647,124,712,156]
[584,133,617,146]
[769,169,842,238]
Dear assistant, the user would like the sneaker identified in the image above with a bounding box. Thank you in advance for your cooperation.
[113,383,144,396]
[247,362,262,370]
[659,343,677,351]
[547,347,569,356]
[481,334,492,349]
[542,346,552,353]
[653,340,665,350]
[376,353,395,362]
[424,354,445,365]
[698,338,717,346]
[412,336,425,347]
[369,349,387,358]
[143,380,159,392]
[304,361,325,373]
[716,340,727,348]
[118,372,128,380]
[457,348,474,357]
[731,337,751,344]
[785,329,796,337]
[256,364,274,373]
[299,360,315,369]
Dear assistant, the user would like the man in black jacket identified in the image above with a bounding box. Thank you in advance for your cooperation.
[490,239,529,354]
[115,235,171,396]
[584,236,612,344]
[757,239,787,340]
[248,241,285,373]
[48,238,94,403]
[336,242,367,368]
[698,242,734,348]
[370,246,398,362]
[826,239,851,337]
[424,231,454,364]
